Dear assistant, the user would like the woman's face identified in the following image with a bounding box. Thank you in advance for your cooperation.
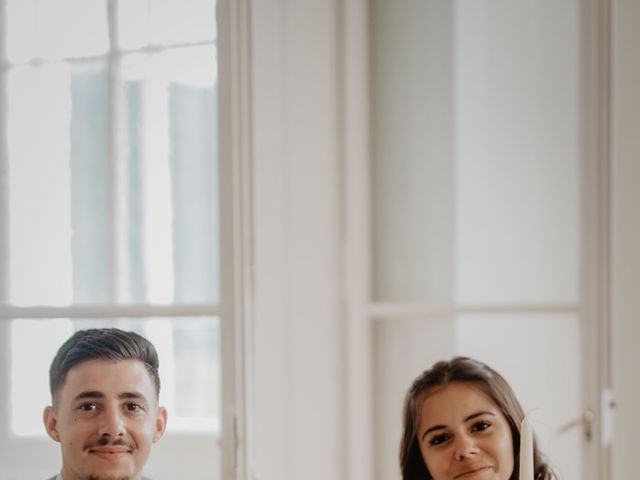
[416,382,514,480]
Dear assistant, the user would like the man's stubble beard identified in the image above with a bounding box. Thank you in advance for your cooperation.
[86,476,131,480]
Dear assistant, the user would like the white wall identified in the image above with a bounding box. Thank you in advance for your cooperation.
[250,1,344,480]
[611,1,640,478]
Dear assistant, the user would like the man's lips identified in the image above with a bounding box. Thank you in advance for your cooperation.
[88,446,132,461]
[454,465,492,478]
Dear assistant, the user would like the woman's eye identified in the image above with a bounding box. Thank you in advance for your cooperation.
[472,421,491,432]
[429,433,450,446]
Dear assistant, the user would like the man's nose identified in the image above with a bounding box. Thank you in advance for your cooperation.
[454,433,479,461]
[98,407,126,437]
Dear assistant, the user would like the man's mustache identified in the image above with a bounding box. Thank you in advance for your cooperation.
[84,436,135,450]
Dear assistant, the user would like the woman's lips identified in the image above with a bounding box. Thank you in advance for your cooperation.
[454,465,492,478]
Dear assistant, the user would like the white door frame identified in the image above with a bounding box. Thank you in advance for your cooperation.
[341,1,614,479]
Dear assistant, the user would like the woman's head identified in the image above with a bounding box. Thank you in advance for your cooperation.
[399,357,554,480]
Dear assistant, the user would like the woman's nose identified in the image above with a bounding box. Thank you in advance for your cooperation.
[98,407,126,438]
[454,434,479,460]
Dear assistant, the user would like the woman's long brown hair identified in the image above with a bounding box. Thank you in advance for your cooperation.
[399,357,556,480]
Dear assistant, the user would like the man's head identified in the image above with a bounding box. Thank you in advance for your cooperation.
[43,328,167,480]
[49,328,161,403]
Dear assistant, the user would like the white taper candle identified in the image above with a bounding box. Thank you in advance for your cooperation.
[519,415,534,480]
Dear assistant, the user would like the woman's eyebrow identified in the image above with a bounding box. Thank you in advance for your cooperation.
[421,424,447,441]
[464,411,496,422]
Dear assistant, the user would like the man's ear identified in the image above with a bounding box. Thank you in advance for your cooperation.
[153,406,168,443]
[43,406,61,442]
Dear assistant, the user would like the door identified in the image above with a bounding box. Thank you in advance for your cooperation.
[365,1,608,479]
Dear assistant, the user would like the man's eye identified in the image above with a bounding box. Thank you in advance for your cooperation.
[472,421,491,432]
[79,403,97,411]
[429,433,450,446]
[126,403,142,412]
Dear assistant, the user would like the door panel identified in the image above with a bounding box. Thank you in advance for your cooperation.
[373,317,455,480]
[455,313,582,479]
[369,1,590,479]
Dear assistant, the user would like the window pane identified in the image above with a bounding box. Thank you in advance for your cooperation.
[7,62,111,307]
[4,0,36,63]
[7,64,75,306]
[6,51,219,307]
[453,1,580,305]
[455,313,582,480]
[9,319,74,436]
[173,318,221,425]
[10,317,221,436]
[370,0,580,305]
[6,0,109,64]
[116,0,151,51]
[120,46,219,304]
[118,0,217,50]
[370,0,456,305]
[372,316,454,480]
[70,63,112,303]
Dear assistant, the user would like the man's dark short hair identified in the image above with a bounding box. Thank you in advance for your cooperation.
[49,328,161,401]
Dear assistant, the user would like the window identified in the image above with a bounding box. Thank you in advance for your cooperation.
[10,318,221,436]
[0,1,239,479]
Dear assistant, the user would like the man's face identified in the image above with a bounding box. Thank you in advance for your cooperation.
[43,359,167,480]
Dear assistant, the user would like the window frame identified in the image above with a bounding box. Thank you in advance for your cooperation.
[0,0,252,478]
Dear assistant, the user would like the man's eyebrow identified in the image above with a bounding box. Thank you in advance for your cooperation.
[420,411,497,441]
[118,391,148,401]
[72,391,150,402]
[73,391,105,401]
